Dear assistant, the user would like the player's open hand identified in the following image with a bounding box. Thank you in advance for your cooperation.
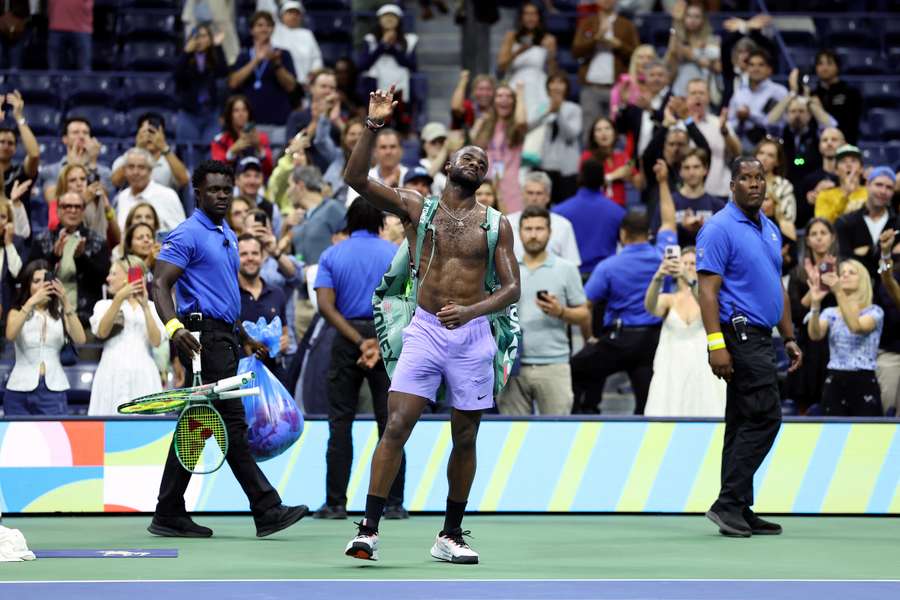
[368,86,398,123]
[785,340,803,373]
[437,302,472,330]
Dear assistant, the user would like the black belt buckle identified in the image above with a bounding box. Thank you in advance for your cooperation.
[731,313,749,343]
[610,318,622,340]
[187,312,203,322]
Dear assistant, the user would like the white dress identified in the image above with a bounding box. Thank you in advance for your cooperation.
[509,42,549,120]
[644,307,727,417]
[88,300,166,416]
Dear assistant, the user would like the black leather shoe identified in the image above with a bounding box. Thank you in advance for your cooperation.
[743,509,782,535]
[148,515,213,538]
[383,503,410,520]
[706,508,751,537]
[313,503,348,519]
[255,504,309,537]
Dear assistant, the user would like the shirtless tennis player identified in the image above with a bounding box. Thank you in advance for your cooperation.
[343,86,520,564]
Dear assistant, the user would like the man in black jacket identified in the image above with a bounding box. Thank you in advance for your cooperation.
[812,50,863,145]
[836,167,898,280]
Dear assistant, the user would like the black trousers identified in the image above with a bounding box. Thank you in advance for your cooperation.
[822,369,883,417]
[570,326,660,415]
[155,323,281,517]
[714,325,781,515]
[326,320,405,507]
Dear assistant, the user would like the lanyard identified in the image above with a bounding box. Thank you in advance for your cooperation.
[250,49,269,90]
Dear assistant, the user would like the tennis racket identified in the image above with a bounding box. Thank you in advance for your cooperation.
[116,372,257,415]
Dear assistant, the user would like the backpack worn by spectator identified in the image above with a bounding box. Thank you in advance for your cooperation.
[373,196,520,397]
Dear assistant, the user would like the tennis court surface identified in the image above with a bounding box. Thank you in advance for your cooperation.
[2,515,898,599]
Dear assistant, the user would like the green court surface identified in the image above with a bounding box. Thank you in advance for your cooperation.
[1,515,897,582]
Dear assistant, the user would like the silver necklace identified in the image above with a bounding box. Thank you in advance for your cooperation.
[438,200,481,228]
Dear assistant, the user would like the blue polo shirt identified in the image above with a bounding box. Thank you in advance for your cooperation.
[552,187,626,275]
[158,209,241,323]
[314,231,397,319]
[696,201,784,328]
[584,229,676,327]
[240,278,287,328]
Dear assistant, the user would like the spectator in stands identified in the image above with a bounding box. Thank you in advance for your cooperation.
[267,1,323,87]
[727,49,787,150]
[610,44,657,121]
[181,0,239,65]
[553,158,625,277]
[471,83,527,213]
[123,222,159,272]
[4,179,31,242]
[228,11,298,144]
[529,74,581,204]
[0,1,30,70]
[111,113,190,192]
[497,2,557,121]
[572,0,639,148]
[753,138,796,236]
[113,202,159,260]
[641,109,710,214]
[581,117,639,207]
[268,130,313,211]
[175,23,229,144]
[419,123,456,198]
[877,228,900,417]
[53,164,119,246]
[346,129,408,206]
[359,4,418,134]
[457,0,497,77]
[227,196,252,236]
[812,50,863,145]
[572,209,672,415]
[719,14,776,107]
[475,181,499,211]
[29,191,110,326]
[47,0,92,71]
[664,1,721,98]
[615,59,673,162]
[650,148,724,247]
[685,78,740,199]
[508,171,580,266]
[88,256,164,416]
[499,205,589,416]
[334,57,366,118]
[787,218,837,414]
[0,200,24,322]
[808,259,884,416]
[3,260,86,415]
[835,166,897,281]
[286,69,343,174]
[797,127,844,229]
[0,91,38,198]
[313,198,407,519]
[815,144,866,223]
[401,166,433,199]
[211,95,275,175]
[644,163,725,417]
[40,118,112,206]
[450,71,496,131]
[235,156,283,235]
[114,148,186,234]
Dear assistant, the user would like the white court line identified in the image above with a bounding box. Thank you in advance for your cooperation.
[1,579,899,584]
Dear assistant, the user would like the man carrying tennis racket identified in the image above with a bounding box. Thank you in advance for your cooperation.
[147,159,308,538]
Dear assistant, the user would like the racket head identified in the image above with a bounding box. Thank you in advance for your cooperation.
[117,381,215,415]
[174,403,228,474]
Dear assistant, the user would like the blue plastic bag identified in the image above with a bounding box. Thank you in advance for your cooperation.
[242,316,282,359]
[237,355,304,462]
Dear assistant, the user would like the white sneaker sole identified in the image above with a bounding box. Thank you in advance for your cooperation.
[345,542,379,561]
[430,543,478,564]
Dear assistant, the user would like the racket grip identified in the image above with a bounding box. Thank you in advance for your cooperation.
[213,371,256,393]
[217,387,260,400]
[190,331,201,374]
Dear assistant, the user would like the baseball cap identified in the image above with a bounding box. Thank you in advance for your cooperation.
[376,3,404,18]
[403,166,433,186]
[280,0,304,14]
[868,165,897,185]
[420,122,448,143]
[835,144,862,162]
[236,156,263,175]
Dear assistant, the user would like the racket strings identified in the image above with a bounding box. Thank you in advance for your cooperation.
[175,405,227,473]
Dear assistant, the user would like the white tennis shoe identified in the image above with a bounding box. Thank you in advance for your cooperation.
[345,522,379,561]
[430,529,479,564]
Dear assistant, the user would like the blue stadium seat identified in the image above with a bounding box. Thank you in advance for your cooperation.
[7,73,61,108]
[304,0,351,9]
[888,47,900,72]
[308,12,354,43]
[120,74,177,109]
[545,13,576,48]
[556,48,578,74]
[116,0,179,9]
[236,15,251,47]
[92,41,119,71]
[66,106,125,137]
[784,47,818,74]
[120,41,178,71]
[61,73,120,108]
[861,80,900,109]
[116,11,178,39]
[37,138,66,165]
[825,18,879,48]
[884,21,900,47]
[23,104,61,136]
[401,139,420,168]
[868,109,900,140]
[835,48,884,74]
[779,30,818,48]
[319,42,351,66]
[860,143,889,165]
[97,137,130,164]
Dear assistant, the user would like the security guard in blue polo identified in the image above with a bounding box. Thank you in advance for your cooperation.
[696,156,803,538]
[148,159,308,538]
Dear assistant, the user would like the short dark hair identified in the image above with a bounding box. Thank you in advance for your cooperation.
[730,155,764,180]
[136,111,166,133]
[63,117,91,137]
[816,49,841,70]
[308,67,336,86]
[346,198,384,234]
[747,48,772,68]
[620,209,649,238]
[192,159,234,190]
[545,73,570,97]
[250,10,275,28]
[683,147,710,170]
[520,205,551,228]
[578,158,606,191]
[0,127,17,141]
[237,232,263,251]
[375,128,401,145]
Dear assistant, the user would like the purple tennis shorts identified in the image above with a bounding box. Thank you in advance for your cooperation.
[389,308,497,410]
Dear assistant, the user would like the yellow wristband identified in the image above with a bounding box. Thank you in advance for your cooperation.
[708,341,727,351]
[706,332,724,344]
[165,318,185,338]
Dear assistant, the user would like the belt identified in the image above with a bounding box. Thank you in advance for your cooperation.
[183,313,237,334]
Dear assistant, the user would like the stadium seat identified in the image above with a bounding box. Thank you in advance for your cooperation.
[66,106,125,137]
[120,75,177,109]
[779,30,818,48]
[61,73,120,108]
[304,0,352,9]
[883,20,900,47]
[556,48,578,74]
[545,13,576,48]
[860,143,889,165]
[783,47,818,74]
[401,139,420,168]
[887,47,900,72]
[236,15,251,47]
[319,42,351,66]
[116,0,179,8]
[825,18,879,48]
[6,73,61,108]
[120,41,178,71]
[308,12,354,43]
[861,80,900,109]
[37,138,66,165]
[868,109,900,140]
[22,104,62,136]
[835,48,884,74]
[92,40,119,71]
[97,137,131,163]
[116,11,178,40]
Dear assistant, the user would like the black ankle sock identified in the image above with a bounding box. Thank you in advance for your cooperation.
[443,499,467,534]
[364,494,386,531]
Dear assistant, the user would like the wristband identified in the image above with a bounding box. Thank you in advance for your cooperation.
[165,318,185,338]
[707,332,726,351]
[366,117,385,131]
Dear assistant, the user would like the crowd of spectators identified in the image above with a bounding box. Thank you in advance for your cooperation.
[0,0,899,422]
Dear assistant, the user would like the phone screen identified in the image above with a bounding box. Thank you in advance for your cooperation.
[253,213,267,225]
[128,266,143,284]
[43,271,55,283]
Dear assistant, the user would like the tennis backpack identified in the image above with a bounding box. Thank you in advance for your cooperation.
[372,196,521,397]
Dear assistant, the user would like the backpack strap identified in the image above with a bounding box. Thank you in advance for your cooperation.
[483,206,502,292]
[410,196,439,299]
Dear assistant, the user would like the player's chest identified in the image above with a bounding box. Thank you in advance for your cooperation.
[424,216,489,262]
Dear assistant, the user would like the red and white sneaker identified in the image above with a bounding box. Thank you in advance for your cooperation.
[345,521,379,561]
[430,528,479,564]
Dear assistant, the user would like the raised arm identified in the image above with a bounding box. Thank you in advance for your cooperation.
[451,70,470,118]
[345,86,423,225]
[654,159,676,233]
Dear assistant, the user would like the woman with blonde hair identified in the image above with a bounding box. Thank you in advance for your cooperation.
[665,0,722,97]
[52,163,120,246]
[610,44,657,120]
[808,258,884,416]
[474,181,500,211]
[88,256,165,415]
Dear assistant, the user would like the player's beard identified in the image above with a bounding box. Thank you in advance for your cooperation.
[447,166,482,191]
